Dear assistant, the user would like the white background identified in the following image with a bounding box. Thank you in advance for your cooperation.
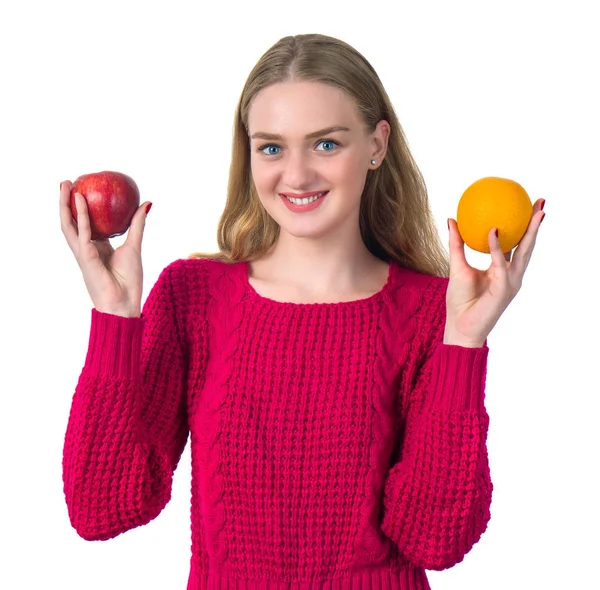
[1,0,598,588]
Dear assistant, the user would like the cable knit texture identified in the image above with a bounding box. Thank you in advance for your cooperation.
[62,258,493,590]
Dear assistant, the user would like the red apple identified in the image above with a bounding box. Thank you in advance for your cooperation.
[70,171,140,240]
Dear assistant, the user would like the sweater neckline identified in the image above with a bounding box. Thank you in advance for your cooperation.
[242,260,395,308]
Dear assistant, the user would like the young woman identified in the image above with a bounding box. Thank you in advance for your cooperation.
[59,33,545,590]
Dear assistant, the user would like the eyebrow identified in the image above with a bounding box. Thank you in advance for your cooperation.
[250,125,351,141]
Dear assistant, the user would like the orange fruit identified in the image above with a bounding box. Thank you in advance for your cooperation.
[456,177,533,253]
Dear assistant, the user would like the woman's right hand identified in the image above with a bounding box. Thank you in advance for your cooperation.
[59,180,152,318]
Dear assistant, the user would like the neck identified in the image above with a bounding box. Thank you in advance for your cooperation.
[254,229,385,294]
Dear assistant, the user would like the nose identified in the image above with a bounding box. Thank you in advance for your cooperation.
[281,151,316,190]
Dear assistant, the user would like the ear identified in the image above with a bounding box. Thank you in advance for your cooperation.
[370,120,391,164]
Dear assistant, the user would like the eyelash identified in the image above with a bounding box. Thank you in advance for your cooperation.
[257,139,340,156]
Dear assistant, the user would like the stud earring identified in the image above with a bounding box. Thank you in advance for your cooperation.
[370,159,377,165]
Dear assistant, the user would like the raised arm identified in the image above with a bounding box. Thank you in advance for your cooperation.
[62,262,192,540]
[381,280,493,570]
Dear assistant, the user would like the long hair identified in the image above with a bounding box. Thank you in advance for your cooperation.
[189,34,450,278]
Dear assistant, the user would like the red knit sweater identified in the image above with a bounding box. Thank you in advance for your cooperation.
[63,258,492,590]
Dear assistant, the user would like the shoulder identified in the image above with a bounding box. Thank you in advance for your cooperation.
[388,263,448,347]
[157,257,239,285]
[392,262,448,303]
[146,258,243,341]
[153,257,246,309]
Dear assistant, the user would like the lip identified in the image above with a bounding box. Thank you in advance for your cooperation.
[280,191,328,198]
[280,190,328,213]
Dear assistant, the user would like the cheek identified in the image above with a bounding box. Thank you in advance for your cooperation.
[329,153,367,183]
[251,160,278,196]
[250,158,264,184]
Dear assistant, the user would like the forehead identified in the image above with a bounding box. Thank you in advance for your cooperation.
[248,81,364,136]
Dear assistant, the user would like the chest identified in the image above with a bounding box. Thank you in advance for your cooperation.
[193,301,417,450]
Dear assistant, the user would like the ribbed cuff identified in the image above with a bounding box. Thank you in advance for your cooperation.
[84,308,144,379]
[426,343,489,412]
[189,566,430,590]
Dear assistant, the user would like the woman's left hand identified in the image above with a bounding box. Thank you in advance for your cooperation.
[444,199,546,348]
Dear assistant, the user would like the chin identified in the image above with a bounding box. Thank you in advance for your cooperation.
[282,225,331,239]
[260,195,356,240]
[279,215,351,241]
[267,215,329,240]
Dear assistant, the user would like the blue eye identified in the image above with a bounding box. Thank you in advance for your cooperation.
[259,144,281,156]
[317,140,338,151]
[257,139,339,156]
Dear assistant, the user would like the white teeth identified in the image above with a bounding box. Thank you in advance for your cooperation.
[286,192,326,205]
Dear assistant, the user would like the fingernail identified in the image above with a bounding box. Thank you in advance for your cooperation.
[447,218,450,230]
[540,212,545,225]
[60,181,63,191]
[145,203,153,215]
[540,199,546,211]
[495,228,499,238]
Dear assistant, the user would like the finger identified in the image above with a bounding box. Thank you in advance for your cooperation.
[488,228,509,275]
[532,198,546,215]
[447,218,470,275]
[74,192,93,244]
[510,210,545,278]
[124,201,152,253]
[59,181,80,251]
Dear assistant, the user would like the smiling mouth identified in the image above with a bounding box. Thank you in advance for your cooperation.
[282,191,328,205]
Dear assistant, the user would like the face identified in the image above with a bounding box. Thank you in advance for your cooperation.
[247,81,389,241]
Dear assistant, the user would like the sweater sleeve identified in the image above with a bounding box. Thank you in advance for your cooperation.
[380,279,493,570]
[62,262,194,541]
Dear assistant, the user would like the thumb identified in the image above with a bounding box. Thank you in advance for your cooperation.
[125,201,152,251]
[448,218,469,275]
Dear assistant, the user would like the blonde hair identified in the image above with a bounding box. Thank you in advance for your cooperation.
[190,33,450,278]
